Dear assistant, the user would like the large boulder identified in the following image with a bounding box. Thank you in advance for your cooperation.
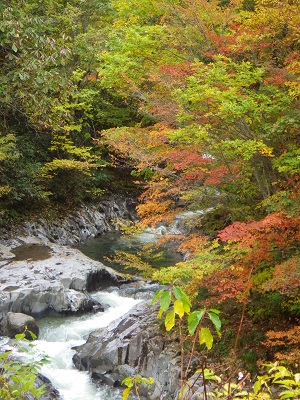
[0,284,98,319]
[73,301,181,400]
[0,312,39,339]
[0,243,127,322]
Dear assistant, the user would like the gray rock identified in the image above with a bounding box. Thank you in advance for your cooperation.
[73,301,181,400]
[0,312,39,339]
[0,197,133,322]
[0,244,127,321]
[0,244,15,261]
[16,197,137,246]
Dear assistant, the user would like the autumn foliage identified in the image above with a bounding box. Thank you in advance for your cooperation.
[95,0,300,367]
[1,0,300,378]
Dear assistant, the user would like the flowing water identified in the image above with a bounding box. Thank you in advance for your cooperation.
[4,225,186,398]
[34,227,182,398]
[33,291,142,399]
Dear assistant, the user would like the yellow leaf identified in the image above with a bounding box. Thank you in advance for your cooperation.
[122,387,131,400]
[174,300,184,318]
[165,310,175,331]
[199,327,213,350]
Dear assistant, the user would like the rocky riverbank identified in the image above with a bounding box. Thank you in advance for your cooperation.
[0,196,187,400]
[0,239,128,322]
[73,299,181,400]
[0,196,137,247]
[0,196,137,321]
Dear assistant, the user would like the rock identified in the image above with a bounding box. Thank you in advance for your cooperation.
[0,243,128,322]
[7,197,138,247]
[73,301,181,400]
[0,196,134,322]
[0,312,39,339]
[0,244,15,261]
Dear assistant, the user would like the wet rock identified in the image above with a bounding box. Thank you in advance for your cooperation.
[0,312,39,339]
[73,301,181,400]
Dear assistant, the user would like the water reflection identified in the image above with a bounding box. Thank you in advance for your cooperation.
[75,230,182,273]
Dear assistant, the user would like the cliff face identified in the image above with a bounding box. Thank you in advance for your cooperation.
[1,196,137,247]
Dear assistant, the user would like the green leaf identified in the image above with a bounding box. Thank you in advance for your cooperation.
[174,286,191,312]
[122,377,134,388]
[209,308,220,315]
[28,330,37,340]
[12,43,18,52]
[182,300,191,314]
[208,311,222,332]
[274,369,291,380]
[173,286,185,301]
[280,390,299,399]
[151,289,164,305]
[199,327,213,350]
[203,368,221,382]
[160,290,171,311]
[188,309,205,335]
[165,309,175,331]
[275,379,296,386]
[253,380,261,394]
[141,377,155,385]
[15,333,26,340]
[174,300,184,318]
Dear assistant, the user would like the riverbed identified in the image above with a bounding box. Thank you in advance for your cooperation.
[34,291,142,400]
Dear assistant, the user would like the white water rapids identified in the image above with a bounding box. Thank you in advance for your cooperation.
[33,291,141,399]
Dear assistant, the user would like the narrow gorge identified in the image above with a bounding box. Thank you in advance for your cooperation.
[0,196,188,400]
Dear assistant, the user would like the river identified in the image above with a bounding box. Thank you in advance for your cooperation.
[31,229,179,399]
[2,228,181,399]
[33,291,141,399]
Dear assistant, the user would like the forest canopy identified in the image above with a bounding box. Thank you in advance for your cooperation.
[1,0,300,366]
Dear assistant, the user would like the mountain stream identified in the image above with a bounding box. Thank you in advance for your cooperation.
[34,291,141,399]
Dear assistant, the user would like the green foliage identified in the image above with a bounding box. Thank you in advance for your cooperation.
[206,363,300,399]
[123,287,221,400]
[0,133,18,163]
[122,375,154,400]
[275,147,300,176]
[0,0,150,218]
[0,330,49,400]
[152,286,221,398]
[40,159,98,204]
[0,133,18,201]
[123,289,300,400]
